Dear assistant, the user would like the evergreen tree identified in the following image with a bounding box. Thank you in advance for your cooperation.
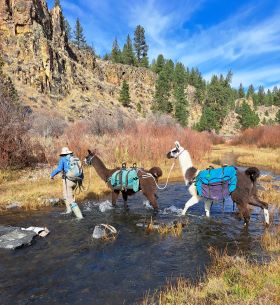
[265,89,273,106]
[196,105,221,132]
[122,35,135,65]
[238,83,245,98]
[236,102,260,129]
[272,86,280,106]
[64,18,72,41]
[153,54,165,74]
[103,53,110,61]
[54,0,61,8]
[153,60,174,113]
[140,56,149,68]
[204,71,235,130]
[246,84,255,98]
[119,80,131,107]
[111,38,122,63]
[73,18,86,49]
[174,85,188,126]
[133,25,148,64]
[276,109,280,124]
[174,62,188,126]
[174,62,186,87]
[256,85,265,106]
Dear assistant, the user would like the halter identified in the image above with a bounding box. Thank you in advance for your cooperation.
[87,155,95,165]
[175,149,185,159]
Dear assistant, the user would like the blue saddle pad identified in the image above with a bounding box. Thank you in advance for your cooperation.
[109,169,140,192]
[195,166,237,200]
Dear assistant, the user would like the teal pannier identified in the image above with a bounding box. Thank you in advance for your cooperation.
[109,168,140,192]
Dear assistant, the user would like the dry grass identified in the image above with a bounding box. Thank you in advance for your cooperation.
[145,218,185,237]
[206,144,280,173]
[141,248,280,305]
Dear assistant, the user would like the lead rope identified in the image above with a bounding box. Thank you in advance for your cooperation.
[73,166,93,196]
[138,161,175,190]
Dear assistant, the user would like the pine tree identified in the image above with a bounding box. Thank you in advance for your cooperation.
[74,18,86,49]
[111,38,122,63]
[133,25,148,65]
[153,54,165,74]
[153,60,174,113]
[238,83,245,98]
[246,84,255,99]
[256,85,265,106]
[272,86,280,106]
[140,56,149,68]
[122,35,135,65]
[196,105,220,132]
[119,81,131,107]
[174,85,188,126]
[64,18,72,41]
[236,102,260,129]
[54,0,61,8]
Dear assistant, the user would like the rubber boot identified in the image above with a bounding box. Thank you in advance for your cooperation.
[70,202,83,219]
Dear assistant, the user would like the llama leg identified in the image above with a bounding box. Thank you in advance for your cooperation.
[249,196,269,225]
[112,190,119,207]
[205,199,211,217]
[144,192,159,213]
[182,184,199,215]
[240,205,250,226]
[182,196,199,215]
[122,191,129,210]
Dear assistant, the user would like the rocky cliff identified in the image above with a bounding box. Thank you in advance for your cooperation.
[0,0,156,120]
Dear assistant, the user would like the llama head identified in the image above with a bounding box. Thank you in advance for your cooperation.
[84,149,96,165]
[166,141,184,159]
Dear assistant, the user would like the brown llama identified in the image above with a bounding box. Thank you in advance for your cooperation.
[85,150,162,212]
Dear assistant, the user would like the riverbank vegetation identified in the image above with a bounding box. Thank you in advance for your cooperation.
[141,245,280,305]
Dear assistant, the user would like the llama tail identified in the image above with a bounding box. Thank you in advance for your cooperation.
[149,167,163,180]
[245,167,260,182]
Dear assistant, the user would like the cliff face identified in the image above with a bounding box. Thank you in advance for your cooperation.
[0,0,156,120]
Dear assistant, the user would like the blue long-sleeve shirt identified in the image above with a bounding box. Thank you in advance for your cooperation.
[50,155,71,178]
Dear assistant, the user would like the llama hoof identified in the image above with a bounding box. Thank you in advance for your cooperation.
[153,209,159,216]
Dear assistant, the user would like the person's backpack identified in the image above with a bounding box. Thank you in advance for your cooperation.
[66,155,83,181]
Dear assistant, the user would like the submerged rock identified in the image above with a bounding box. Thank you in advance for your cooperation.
[0,226,50,250]
[92,224,117,240]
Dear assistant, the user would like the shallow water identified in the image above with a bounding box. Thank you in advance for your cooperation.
[0,174,279,305]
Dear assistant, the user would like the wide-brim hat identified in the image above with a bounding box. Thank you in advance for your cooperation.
[60,147,73,156]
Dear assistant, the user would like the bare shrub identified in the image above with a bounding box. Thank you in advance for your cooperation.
[0,75,45,168]
[202,131,225,145]
[30,110,68,138]
[231,125,280,148]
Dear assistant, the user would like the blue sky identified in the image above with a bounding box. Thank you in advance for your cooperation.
[47,0,280,89]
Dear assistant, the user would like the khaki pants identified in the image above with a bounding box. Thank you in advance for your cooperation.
[62,178,77,212]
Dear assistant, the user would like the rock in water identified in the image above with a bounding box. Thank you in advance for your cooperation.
[92,224,117,240]
[0,226,50,249]
[0,226,36,250]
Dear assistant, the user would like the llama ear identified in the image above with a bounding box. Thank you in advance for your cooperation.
[88,149,92,155]
[175,141,180,149]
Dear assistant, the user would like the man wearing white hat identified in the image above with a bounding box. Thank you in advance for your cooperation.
[50,147,78,214]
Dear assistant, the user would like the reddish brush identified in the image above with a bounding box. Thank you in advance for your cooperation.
[42,121,212,166]
[231,125,280,148]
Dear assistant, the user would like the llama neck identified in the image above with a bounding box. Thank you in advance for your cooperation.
[178,149,193,185]
[92,156,111,181]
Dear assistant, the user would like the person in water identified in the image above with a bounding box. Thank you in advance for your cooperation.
[50,147,82,216]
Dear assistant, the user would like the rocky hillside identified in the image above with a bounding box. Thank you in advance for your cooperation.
[0,0,156,120]
[0,0,278,132]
